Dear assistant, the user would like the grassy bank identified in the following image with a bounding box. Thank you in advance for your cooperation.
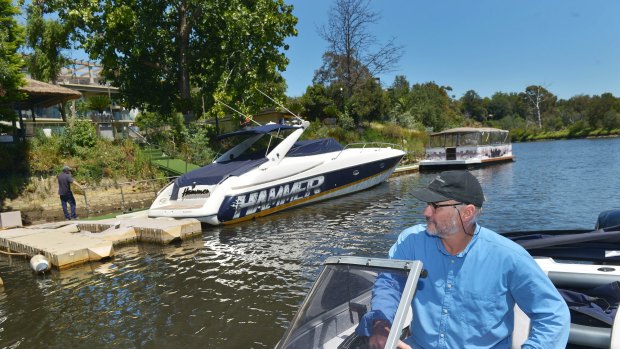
[511,127,620,142]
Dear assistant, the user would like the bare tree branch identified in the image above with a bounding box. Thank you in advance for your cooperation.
[317,0,403,96]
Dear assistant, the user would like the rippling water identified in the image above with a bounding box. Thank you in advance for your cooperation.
[0,138,619,348]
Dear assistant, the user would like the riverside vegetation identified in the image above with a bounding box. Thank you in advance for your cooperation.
[3,110,619,225]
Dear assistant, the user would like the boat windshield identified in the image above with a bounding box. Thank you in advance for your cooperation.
[216,127,296,162]
[277,257,424,349]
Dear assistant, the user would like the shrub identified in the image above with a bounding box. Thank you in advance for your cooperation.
[182,124,217,166]
[61,119,97,156]
[338,110,355,131]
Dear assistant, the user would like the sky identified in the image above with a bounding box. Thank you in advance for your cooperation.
[281,0,620,100]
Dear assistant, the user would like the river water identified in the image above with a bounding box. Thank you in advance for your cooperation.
[0,138,619,348]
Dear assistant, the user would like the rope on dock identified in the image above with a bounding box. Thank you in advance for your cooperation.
[0,249,28,256]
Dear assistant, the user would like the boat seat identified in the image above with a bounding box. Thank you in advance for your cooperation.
[512,258,620,349]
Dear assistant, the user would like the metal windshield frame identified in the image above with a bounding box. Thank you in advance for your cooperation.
[322,256,424,349]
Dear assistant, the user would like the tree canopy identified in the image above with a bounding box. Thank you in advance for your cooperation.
[0,0,25,122]
[25,3,70,84]
[46,0,297,118]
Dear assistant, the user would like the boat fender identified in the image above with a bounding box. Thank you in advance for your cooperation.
[30,254,50,273]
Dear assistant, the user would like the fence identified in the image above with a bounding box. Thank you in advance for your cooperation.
[16,177,179,224]
[79,177,178,217]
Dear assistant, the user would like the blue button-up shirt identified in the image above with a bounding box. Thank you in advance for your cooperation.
[357,224,570,348]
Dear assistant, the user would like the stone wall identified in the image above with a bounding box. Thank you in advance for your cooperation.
[2,177,169,225]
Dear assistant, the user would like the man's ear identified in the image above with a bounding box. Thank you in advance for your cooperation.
[462,204,476,221]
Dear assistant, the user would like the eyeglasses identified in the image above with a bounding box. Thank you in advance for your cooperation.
[427,202,463,211]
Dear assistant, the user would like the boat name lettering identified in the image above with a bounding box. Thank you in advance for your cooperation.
[231,176,325,219]
[181,187,210,198]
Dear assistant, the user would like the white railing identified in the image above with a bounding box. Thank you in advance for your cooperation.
[332,142,404,160]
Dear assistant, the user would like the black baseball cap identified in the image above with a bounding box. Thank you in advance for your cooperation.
[412,170,485,207]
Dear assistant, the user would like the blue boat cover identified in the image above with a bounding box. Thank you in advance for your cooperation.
[217,123,299,140]
[171,158,268,199]
[287,138,343,157]
[170,138,343,199]
[559,281,620,326]
[596,209,620,229]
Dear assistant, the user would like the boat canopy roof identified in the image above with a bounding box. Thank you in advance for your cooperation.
[428,127,510,147]
[217,123,300,140]
[431,127,508,135]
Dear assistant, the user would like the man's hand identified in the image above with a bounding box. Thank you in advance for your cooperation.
[368,320,412,349]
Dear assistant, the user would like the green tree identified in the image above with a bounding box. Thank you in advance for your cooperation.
[313,52,372,95]
[182,123,216,166]
[586,93,620,129]
[387,75,411,112]
[349,77,387,123]
[460,90,487,122]
[521,85,556,128]
[60,119,97,156]
[557,95,590,127]
[299,83,336,121]
[410,82,458,132]
[86,95,111,113]
[48,0,297,118]
[0,0,25,123]
[25,3,70,84]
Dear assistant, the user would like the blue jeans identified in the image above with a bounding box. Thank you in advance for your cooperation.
[60,193,77,220]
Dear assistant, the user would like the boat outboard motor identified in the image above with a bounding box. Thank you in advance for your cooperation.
[595,209,620,230]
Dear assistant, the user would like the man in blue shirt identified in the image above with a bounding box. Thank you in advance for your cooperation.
[357,170,570,348]
[57,165,82,220]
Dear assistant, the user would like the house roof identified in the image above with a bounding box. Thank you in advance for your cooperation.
[16,78,82,108]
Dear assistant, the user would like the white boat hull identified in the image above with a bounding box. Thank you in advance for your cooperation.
[149,147,405,225]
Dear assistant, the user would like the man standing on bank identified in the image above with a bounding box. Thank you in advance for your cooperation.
[57,165,82,220]
[357,170,570,348]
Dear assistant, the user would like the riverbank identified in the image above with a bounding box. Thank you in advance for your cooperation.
[1,177,162,225]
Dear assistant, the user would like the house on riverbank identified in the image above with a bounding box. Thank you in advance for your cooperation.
[2,60,137,143]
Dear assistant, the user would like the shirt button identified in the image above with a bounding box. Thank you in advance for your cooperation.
[440,333,444,338]
[451,259,455,263]
[443,309,448,314]
[447,283,452,288]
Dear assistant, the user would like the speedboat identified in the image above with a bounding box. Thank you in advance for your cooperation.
[277,209,620,349]
[419,127,514,171]
[148,120,405,225]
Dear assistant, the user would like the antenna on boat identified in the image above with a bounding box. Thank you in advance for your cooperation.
[216,100,261,126]
[255,88,304,124]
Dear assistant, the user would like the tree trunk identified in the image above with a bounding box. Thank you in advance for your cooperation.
[19,109,26,142]
[177,3,192,118]
[59,103,66,122]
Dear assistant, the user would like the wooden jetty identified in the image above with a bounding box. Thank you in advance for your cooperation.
[0,214,202,269]
[393,164,419,176]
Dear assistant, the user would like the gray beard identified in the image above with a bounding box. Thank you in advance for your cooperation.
[427,216,460,238]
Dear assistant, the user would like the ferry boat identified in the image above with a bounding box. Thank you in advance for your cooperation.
[148,120,405,225]
[419,127,514,171]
